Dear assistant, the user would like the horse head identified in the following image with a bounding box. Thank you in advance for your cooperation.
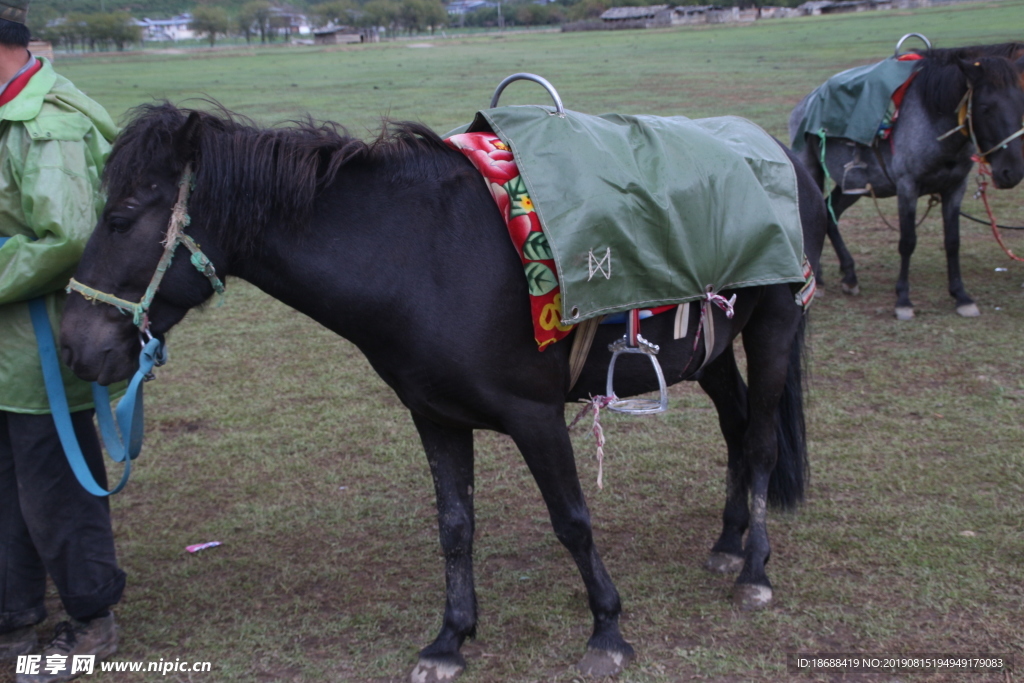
[959,56,1024,189]
[61,105,225,385]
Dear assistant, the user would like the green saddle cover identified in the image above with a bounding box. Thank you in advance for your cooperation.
[791,56,919,152]
[454,106,806,325]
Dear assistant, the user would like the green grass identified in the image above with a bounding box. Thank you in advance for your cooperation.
[4,3,1024,681]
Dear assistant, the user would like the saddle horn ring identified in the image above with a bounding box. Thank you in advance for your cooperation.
[894,33,931,57]
[490,73,566,118]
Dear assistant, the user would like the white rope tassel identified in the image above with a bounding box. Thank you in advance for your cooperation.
[569,395,616,489]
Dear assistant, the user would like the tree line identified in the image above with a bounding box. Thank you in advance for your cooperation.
[27,0,804,52]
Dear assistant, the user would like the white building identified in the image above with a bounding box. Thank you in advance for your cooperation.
[135,14,195,42]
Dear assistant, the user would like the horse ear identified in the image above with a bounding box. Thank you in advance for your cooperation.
[174,111,202,165]
[959,59,985,87]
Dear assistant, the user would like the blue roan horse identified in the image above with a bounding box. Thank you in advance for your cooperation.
[790,43,1024,320]
[60,103,826,680]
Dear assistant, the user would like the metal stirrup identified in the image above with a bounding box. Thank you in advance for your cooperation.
[605,310,669,415]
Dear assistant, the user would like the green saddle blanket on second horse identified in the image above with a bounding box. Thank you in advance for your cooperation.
[790,56,920,152]
[455,106,806,325]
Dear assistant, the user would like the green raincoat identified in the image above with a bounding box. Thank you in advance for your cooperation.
[0,58,119,414]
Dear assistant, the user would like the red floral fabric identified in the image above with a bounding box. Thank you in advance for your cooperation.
[446,132,575,350]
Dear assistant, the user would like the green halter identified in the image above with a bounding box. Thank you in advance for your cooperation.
[68,164,226,333]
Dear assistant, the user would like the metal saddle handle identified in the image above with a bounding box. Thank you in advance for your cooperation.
[604,310,669,415]
[894,33,931,57]
[490,73,566,117]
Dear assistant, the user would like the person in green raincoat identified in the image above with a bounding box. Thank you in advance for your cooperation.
[0,3,125,680]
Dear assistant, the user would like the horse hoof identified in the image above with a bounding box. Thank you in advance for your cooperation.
[578,647,633,677]
[956,303,980,318]
[704,552,745,574]
[408,658,465,683]
[733,584,773,611]
[894,306,914,321]
[840,282,860,296]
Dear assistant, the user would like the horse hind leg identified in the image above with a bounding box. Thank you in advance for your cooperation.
[699,307,807,612]
[505,407,634,677]
[825,186,863,295]
[697,345,750,578]
[408,414,478,683]
[733,309,806,611]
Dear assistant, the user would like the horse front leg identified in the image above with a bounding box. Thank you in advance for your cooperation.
[940,181,979,317]
[409,414,477,683]
[894,180,920,320]
[697,345,750,577]
[506,407,634,677]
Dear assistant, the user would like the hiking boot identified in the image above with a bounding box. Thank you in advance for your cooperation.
[15,614,118,683]
[0,625,37,660]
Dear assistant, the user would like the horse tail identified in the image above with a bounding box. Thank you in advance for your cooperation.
[767,312,808,511]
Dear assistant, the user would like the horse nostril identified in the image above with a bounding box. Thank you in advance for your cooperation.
[60,343,76,370]
[995,167,1023,189]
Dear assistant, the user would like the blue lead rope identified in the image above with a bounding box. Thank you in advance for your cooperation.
[1,235,164,496]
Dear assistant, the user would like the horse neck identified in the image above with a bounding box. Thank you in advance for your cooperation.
[896,79,972,156]
[222,157,511,349]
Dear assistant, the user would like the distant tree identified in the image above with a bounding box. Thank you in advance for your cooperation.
[420,0,447,33]
[44,13,90,52]
[190,5,230,46]
[236,6,256,43]
[25,4,59,41]
[399,0,431,34]
[514,2,564,25]
[239,0,273,43]
[362,0,400,38]
[86,12,141,51]
[564,0,610,20]
[268,11,291,41]
[311,0,357,27]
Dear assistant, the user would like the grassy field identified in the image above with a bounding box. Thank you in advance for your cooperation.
[4,2,1024,681]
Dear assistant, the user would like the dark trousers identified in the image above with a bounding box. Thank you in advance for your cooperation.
[0,410,126,633]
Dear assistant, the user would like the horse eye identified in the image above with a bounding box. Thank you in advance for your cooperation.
[108,216,132,233]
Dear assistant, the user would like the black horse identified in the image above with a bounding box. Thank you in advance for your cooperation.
[789,43,1024,320]
[60,103,826,681]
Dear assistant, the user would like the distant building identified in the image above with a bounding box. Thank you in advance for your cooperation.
[447,0,497,15]
[599,4,741,27]
[313,26,378,43]
[28,39,53,61]
[270,6,313,36]
[135,14,195,42]
[600,4,671,23]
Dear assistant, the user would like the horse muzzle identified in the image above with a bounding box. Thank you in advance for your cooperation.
[60,298,141,385]
[990,162,1024,189]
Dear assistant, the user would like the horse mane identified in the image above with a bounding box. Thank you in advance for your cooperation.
[914,44,1024,116]
[104,101,458,254]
